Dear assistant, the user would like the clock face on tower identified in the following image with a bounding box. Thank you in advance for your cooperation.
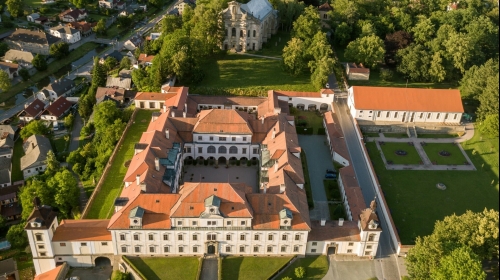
[134,219,138,224]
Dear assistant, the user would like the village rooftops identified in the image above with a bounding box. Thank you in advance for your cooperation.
[44,78,75,96]
[7,29,60,45]
[324,111,349,160]
[339,165,365,221]
[3,50,34,64]
[52,219,112,241]
[350,86,464,112]
[20,135,52,171]
[193,109,253,134]
[50,25,79,35]
[347,63,370,73]
[42,96,72,118]
[20,99,45,118]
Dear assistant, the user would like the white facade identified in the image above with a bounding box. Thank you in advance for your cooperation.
[26,217,59,275]
[278,94,333,111]
[23,164,46,179]
[49,28,81,44]
[186,133,260,161]
[51,241,113,267]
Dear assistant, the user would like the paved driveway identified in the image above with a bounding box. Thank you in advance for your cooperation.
[67,267,112,280]
[184,165,259,192]
[298,135,335,220]
[200,258,218,280]
[324,256,381,280]
[69,111,84,152]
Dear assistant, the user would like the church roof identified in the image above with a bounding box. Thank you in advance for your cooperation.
[240,0,274,20]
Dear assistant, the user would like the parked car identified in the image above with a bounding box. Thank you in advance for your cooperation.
[326,169,336,174]
[325,173,337,179]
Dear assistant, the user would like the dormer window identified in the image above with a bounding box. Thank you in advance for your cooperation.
[279,208,293,228]
[129,206,144,228]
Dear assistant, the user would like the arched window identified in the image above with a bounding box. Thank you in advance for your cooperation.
[368,234,375,242]
[247,30,250,37]
[229,146,238,154]
[218,146,227,154]
[232,28,236,37]
[207,146,216,153]
[225,29,228,36]
[240,30,243,37]
[253,30,256,37]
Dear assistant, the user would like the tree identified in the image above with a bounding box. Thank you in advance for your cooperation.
[116,15,133,29]
[93,101,123,135]
[282,37,307,76]
[112,271,130,280]
[309,56,336,90]
[104,56,118,73]
[45,150,60,175]
[384,30,412,65]
[78,93,95,120]
[48,169,79,217]
[344,34,385,68]
[0,43,9,57]
[70,0,89,8]
[292,6,320,46]
[32,54,48,71]
[50,42,70,59]
[477,74,499,122]
[411,18,435,44]
[406,209,499,280]
[162,15,183,33]
[431,246,486,280]
[334,22,352,47]
[479,114,499,138]
[6,224,28,249]
[460,59,498,100]
[120,57,132,70]
[294,266,306,278]
[396,44,432,81]
[94,19,107,35]
[0,215,5,228]
[428,51,447,82]
[20,120,50,139]
[0,71,11,92]
[19,68,30,81]
[6,0,23,17]
[19,179,53,220]
[64,113,74,130]
[92,57,107,87]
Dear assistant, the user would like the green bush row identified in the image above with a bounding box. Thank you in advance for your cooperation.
[296,127,314,135]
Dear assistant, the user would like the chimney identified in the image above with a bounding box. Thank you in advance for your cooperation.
[183,111,186,118]
[32,142,35,149]
[274,161,278,172]
[338,218,344,226]
[171,111,175,117]
[184,103,187,112]
[163,104,167,113]
[261,117,264,125]
[279,184,285,194]
[165,129,169,139]
[320,219,326,226]
[272,128,276,139]
[136,174,140,185]
[154,157,160,171]
[24,103,29,109]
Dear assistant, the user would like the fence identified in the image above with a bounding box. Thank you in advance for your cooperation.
[268,255,297,280]
[121,256,146,280]
[351,117,402,254]
[81,108,139,218]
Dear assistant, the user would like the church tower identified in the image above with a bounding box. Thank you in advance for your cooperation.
[357,197,382,257]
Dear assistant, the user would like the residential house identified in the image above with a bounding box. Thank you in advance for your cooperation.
[18,99,47,123]
[67,21,97,37]
[3,50,35,69]
[0,62,19,79]
[123,35,144,51]
[346,63,370,80]
[318,2,332,29]
[119,6,136,17]
[221,0,278,51]
[27,13,40,22]
[4,29,60,55]
[49,25,81,44]
[20,135,52,179]
[100,50,124,64]
[40,97,73,121]
[0,258,20,280]
[59,9,87,22]
[34,16,49,25]
[0,184,22,222]
[95,87,136,104]
[99,0,126,9]
[174,0,195,15]
[106,76,132,90]
[0,125,17,158]
[135,53,154,68]
[0,157,12,187]
[347,86,464,124]
[37,78,76,101]
[147,32,161,41]
[134,86,188,109]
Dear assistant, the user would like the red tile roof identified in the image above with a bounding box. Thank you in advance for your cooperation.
[138,53,155,63]
[34,264,65,280]
[22,99,45,118]
[339,165,365,221]
[42,96,72,118]
[193,109,253,134]
[307,220,361,241]
[324,111,349,160]
[52,219,111,241]
[351,86,464,112]
[347,63,370,73]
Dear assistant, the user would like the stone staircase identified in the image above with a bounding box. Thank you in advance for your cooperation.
[407,126,417,138]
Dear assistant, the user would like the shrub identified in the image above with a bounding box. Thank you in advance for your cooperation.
[282,277,293,280]
[204,159,208,166]
[317,128,326,135]
[111,270,130,280]
[380,69,394,81]
[295,266,306,279]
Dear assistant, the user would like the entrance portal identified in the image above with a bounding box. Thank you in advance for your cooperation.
[327,247,337,255]
[208,245,215,254]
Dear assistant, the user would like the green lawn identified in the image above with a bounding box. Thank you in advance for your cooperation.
[127,257,199,280]
[418,133,459,139]
[193,54,316,94]
[11,139,25,182]
[301,151,314,209]
[23,0,42,7]
[365,131,499,244]
[363,132,380,137]
[329,203,347,220]
[380,142,422,165]
[1,42,98,103]
[221,256,292,280]
[291,109,324,135]
[52,137,68,153]
[423,143,468,165]
[246,31,291,57]
[278,256,329,280]
[85,110,154,219]
[384,133,408,138]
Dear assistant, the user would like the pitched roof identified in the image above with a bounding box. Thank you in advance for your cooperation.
[193,109,253,134]
[52,219,111,241]
[324,111,349,160]
[103,50,124,62]
[42,96,72,118]
[68,21,97,33]
[188,96,267,108]
[0,61,19,74]
[44,78,75,96]
[339,165,365,221]
[34,264,66,280]
[21,99,46,118]
[106,77,132,89]
[318,2,332,11]
[20,135,52,170]
[50,25,79,35]
[0,125,16,149]
[7,29,60,45]
[59,8,86,19]
[95,87,126,102]
[240,0,274,21]
[307,220,361,241]
[0,184,18,201]
[0,157,11,185]
[138,53,155,63]
[3,49,34,63]
[347,63,370,73]
[351,86,464,112]
[126,35,144,47]
[25,202,57,230]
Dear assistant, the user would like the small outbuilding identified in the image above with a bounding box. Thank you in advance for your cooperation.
[346,63,370,81]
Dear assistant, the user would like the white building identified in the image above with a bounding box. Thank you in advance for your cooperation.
[323,111,349,167]
[221,0,278,51]
[347,86,464,124]
[173,0,195,15]
[49,25,81,44]
[27,13,40,22]
[3,50,35,69]
[20,135,52,179]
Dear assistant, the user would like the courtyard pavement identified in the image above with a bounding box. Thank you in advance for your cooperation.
[200,258,218,280]
[297,135,335,221]
[67,267,112,280]
[184,165,259,192]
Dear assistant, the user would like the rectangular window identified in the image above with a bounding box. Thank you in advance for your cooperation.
[40,252,46,256]
[198,136,202,140]
[267,246,272,253]
[377,111,381,118]
[135,246,140,253]
[347,249,352,253]
[386,112,390,118]
[186,147,192,153]
[240,221,246,226]
[198,147,202,153]
[164,246,170,253]
[348,242,353,246]
[226,234,231,241]
[81,243,87,246]
[38,245,45,249]
[293,246,299,252]
[312,242,317,246]
[420,113,424,119]
[60,243,66,246]
[178,247,184,253]
[226,246,231,253]
[120,234,126,241]
[177,221,183,226]
[227,221,232,226]
[207,234,216,241]
[240,234,245,241]
[219,137,226,141]
[311,249,316,253]
[193,234,198,241]
[148,234,154,241]
[193,246,198,253]
[178,234,183,241]
[149,247,155,253]
[253,246,259,253]
[427,113,431,119]
[254,234,259,241]
[360,110,363,113]
[192,221,197,226]
[134,235,139,241]
[365,251,371,255]
[242,148,247,154]
[281,246,286,252]
[436,113,441,119]
[268,234,273,241]
[163,234,169,241]
[295,234,300,241]
[101,242,108,246]
[122,247,127,253]
[367,245,372,249]
[239,246,245,253]
[282,235,287,241]
[253,148,258,154]
[394,112,398,118]
[232,137,236,141]
[243,137,247,141]
[36,235,43,241]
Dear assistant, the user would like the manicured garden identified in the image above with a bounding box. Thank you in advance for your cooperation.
[417,133,460,139]
[291,109,325,135]
[379,142,422,165]
[221,256,292,280]
[422,143,468,165]
[85,109,155,219]
[277,256,329,280]
[126,256,199,280]
[366,132,499,244]
[194,54,316,94]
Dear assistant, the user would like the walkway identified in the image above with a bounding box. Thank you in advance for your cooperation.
[232,51,282,60]
[200,257,218,280]
[298,135,333,221]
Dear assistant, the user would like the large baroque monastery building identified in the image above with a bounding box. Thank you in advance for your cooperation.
[25,87,382,276]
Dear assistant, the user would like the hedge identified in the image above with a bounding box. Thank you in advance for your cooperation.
[296,127,314,135]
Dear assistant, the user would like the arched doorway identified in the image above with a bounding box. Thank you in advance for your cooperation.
[240,157,248,165]
[218,156,227,165]
[320,103,328,111]
[296,104,305,110]
[229,156,238,165]
[95,256,111,268]
[250,157,258,165]
[208,244,215,254]
[308,104,317,111]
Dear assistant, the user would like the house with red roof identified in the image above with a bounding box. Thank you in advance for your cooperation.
[40,96,73,121]
[18,99,46,123]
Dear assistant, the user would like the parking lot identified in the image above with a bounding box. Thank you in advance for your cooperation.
[184,165,259,192]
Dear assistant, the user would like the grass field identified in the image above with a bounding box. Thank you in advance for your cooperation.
[196,54,316,92]
[1,42,98,103]
[11,139,25,182]
[85,110,154,219]
[366,132,499,244]
[379,142,422,165]
[247,31,291,57]
[127,257,199,280]
[423,143,468,165]
[278,256,329,280]
[52,137,68,153]
[291,109,324,134]
[221,257,292,280]
[384,133,408,138]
